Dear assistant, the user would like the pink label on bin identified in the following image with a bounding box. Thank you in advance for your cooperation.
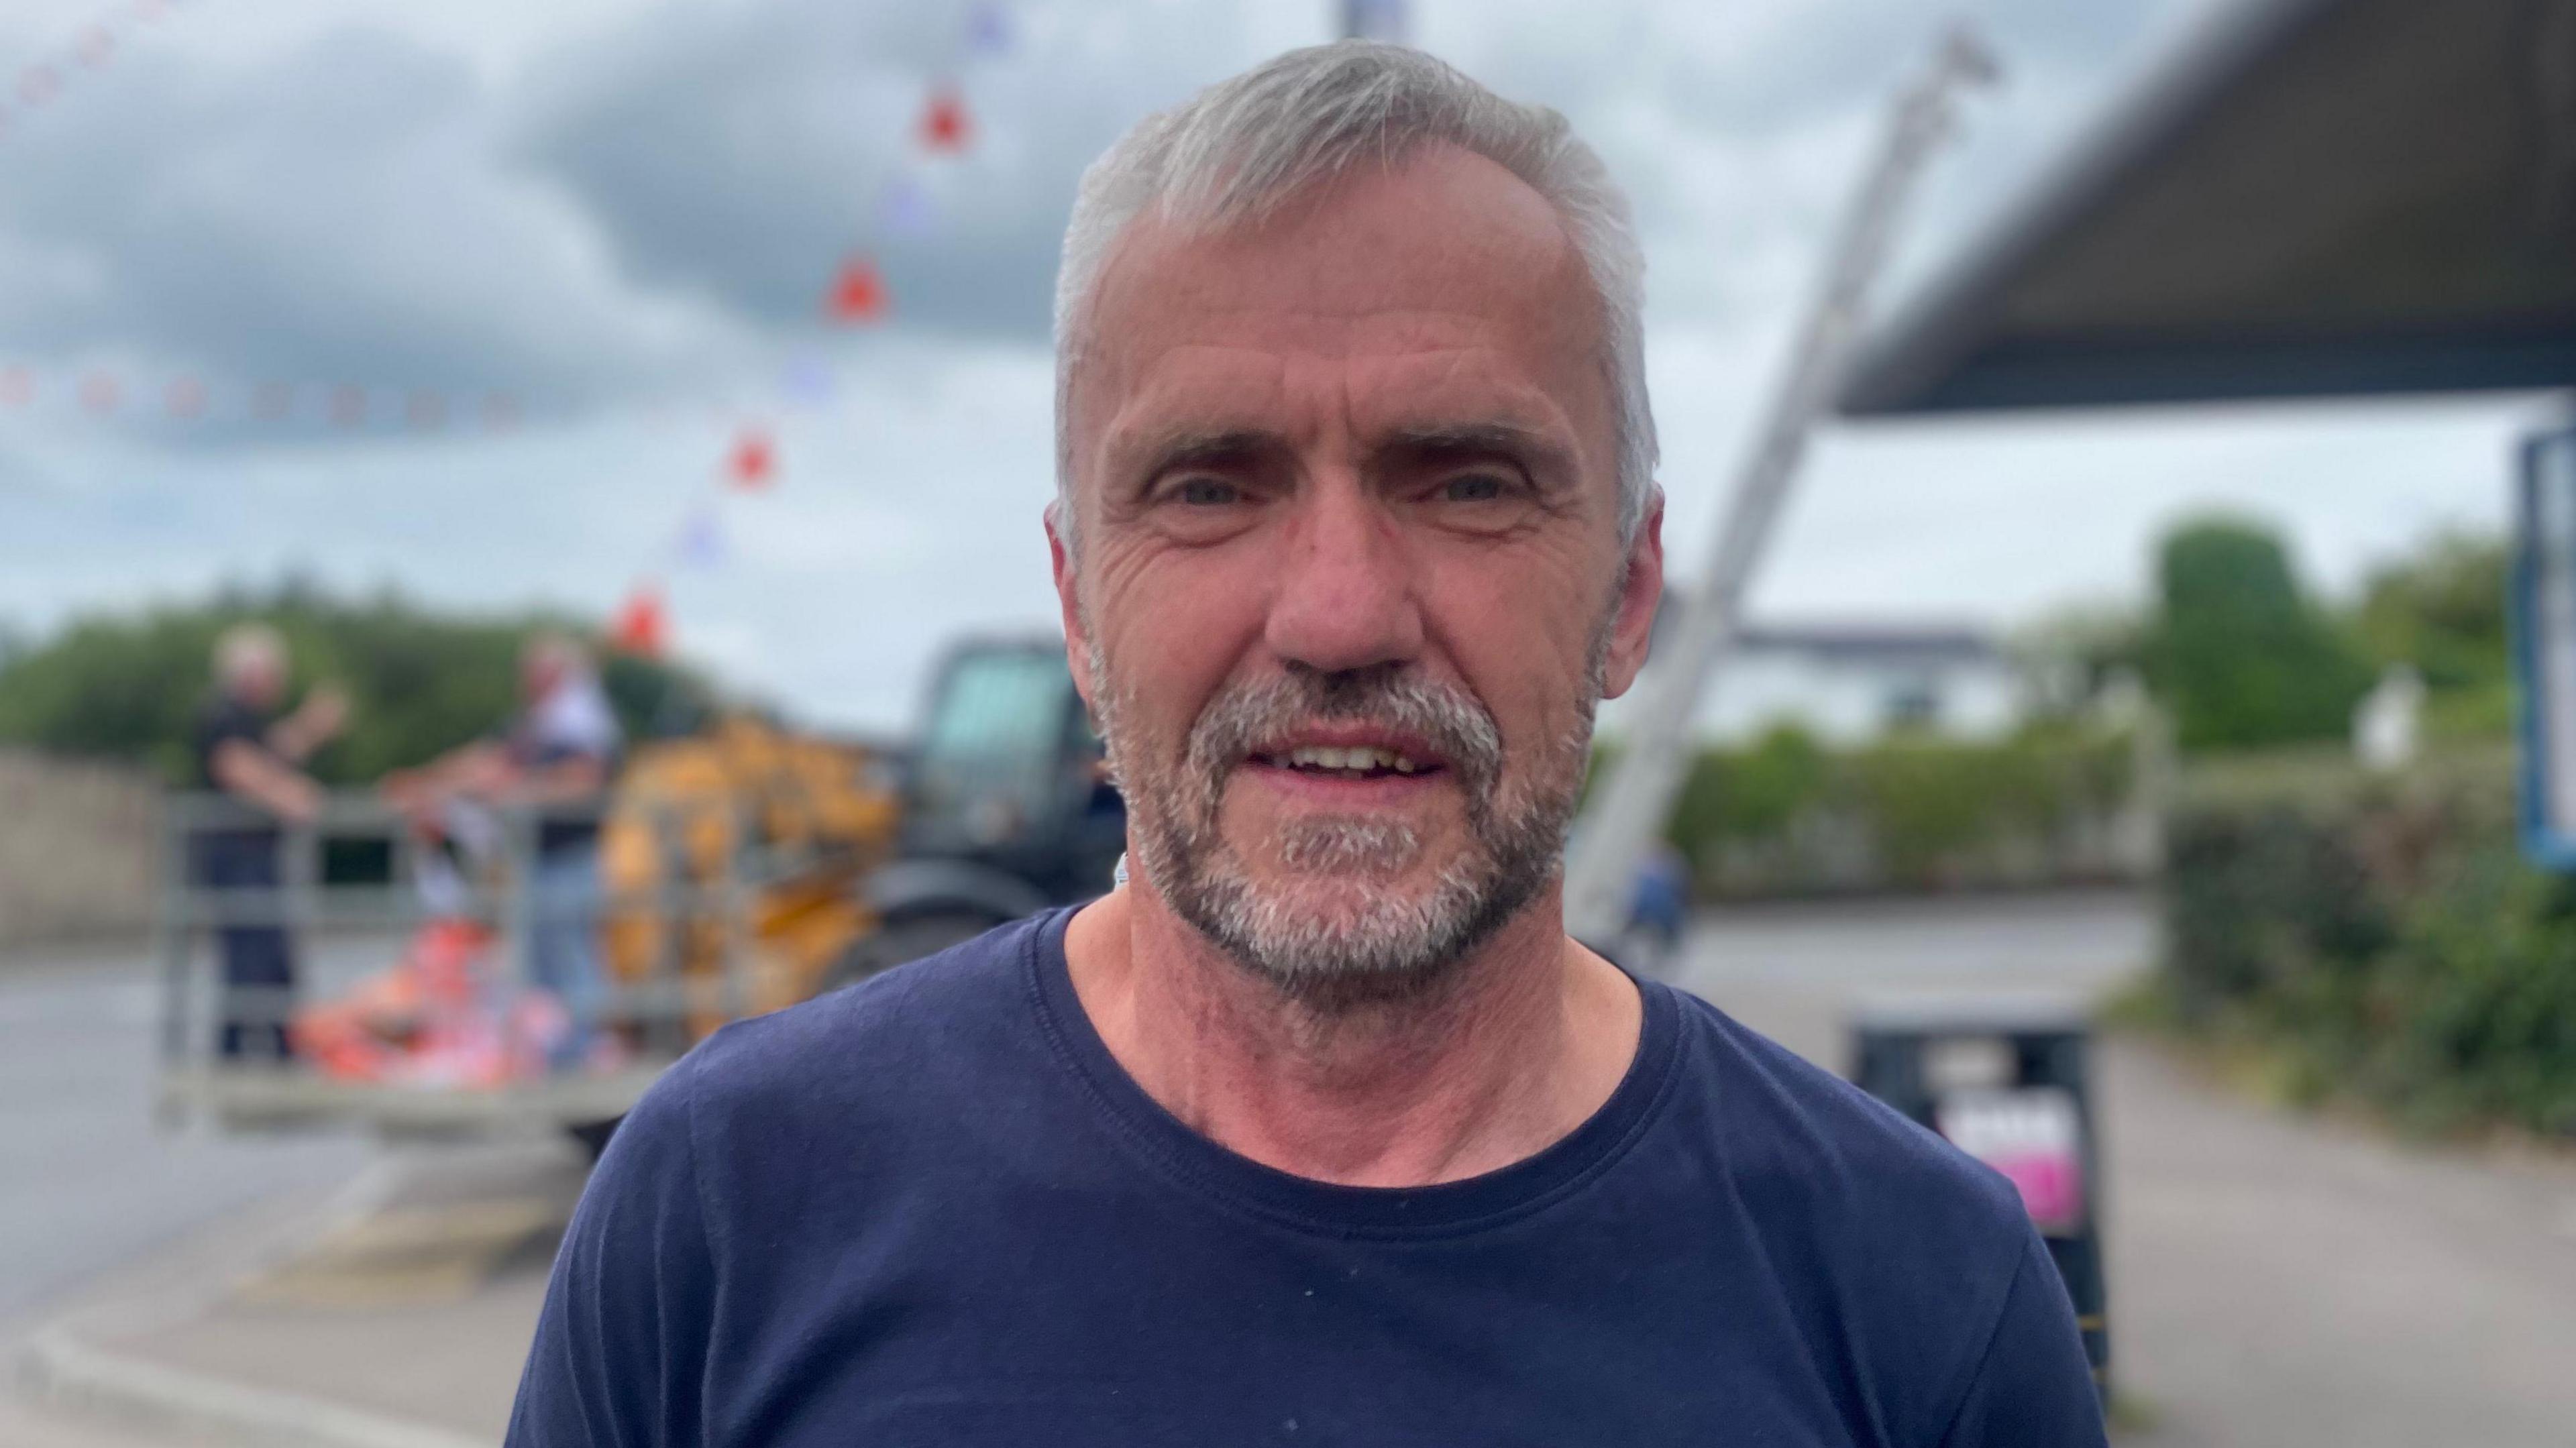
[1986,1148,2084,1229]
[1935,1088,2086,1233]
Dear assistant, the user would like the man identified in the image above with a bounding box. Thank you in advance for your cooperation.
[511,44,2103,1446]
[394,634,623,1068]
[193,623,345,1060]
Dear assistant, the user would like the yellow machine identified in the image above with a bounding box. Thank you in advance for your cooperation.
[598,638,1124,1047]
[597,716,904,1040]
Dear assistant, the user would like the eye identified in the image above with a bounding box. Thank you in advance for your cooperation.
[1143,471,1262,545]
[1440,474,1511,504]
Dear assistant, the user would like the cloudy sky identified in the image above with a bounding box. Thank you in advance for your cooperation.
[0,0,2555,728]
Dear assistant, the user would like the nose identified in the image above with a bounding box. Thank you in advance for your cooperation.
[1262,469,1424,677]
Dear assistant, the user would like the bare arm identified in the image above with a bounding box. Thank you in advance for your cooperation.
[394,740,511,797]
[210,738,325,826]
[496,755,611,807]
[264,685,349,765]
[387,750,606,830]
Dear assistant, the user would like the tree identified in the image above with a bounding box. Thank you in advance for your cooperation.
[2146,516,2373,751]
[2354,532,2512,739]
[0,584,716,785]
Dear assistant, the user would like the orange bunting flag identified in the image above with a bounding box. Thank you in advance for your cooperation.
[918,82,972,153]
[828,256,888,323]
[611,586,667,658]
[727,428,775,490]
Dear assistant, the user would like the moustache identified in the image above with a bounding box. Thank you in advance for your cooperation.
[1181,665,1504,802]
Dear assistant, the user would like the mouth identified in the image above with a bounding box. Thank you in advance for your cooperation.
[1252,742,1441,779]
[1238,729,1454,799]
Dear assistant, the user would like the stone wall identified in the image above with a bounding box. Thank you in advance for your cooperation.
[0,750,158,951]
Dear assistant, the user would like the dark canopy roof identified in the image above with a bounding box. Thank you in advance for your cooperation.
[1839,0,2576,416]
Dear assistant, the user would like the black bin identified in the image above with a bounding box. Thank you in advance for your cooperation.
[1850,995,2108,1400]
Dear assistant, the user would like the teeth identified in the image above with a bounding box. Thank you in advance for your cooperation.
[1277,745,1422,774]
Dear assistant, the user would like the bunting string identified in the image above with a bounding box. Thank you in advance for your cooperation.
[616,0,1014,659]
[1,0,190,144]
[0,0,1020,665]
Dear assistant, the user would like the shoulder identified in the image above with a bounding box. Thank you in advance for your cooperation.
[556,678,623,750]
[523,681,621,757]
[1662,985,2032,1243]
[195,696,258,740]
[596,911,1061,1268]
[676,910,1056,1141]
[1653,987,2051,1425]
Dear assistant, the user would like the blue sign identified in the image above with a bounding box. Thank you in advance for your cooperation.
[2513,424,2576,869]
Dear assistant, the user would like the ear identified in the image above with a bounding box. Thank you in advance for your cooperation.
[1599,487,1665,700]
[1047,502,1099,716]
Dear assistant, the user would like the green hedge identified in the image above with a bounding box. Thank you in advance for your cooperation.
[2157,746,2576,1135]
[1653,723,2140,897]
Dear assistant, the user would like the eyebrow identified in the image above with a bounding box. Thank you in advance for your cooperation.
[1131,428,1283,478]
[1374,422,1574,478]
[1112,419,1575,491]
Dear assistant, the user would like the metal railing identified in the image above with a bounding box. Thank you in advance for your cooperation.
[154,789,821,1134]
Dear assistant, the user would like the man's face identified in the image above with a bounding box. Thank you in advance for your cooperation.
[521,651,565,704]
[1054,144,1662,1003]
[235,657,285,712]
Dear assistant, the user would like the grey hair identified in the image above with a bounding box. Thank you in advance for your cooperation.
[213,622,285,687]
[1050,41,1657,556]
[522,630,594,677]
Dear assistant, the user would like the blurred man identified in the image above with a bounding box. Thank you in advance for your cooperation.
[194,623,345,1060]
[1627,838,1692,970]
[397,634,623,1068]
[513,44,2102,1446]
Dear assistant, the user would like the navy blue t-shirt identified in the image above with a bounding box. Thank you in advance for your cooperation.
[509,909,2104,1447]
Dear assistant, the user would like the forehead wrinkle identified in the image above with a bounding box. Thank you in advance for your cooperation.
[1097,346,1295,473]
[1064,140,1619,415]
[1119,339,1564,421]
[1134,304,1523,364]
[1163,144,1585,303]
[1075,192,1615,511]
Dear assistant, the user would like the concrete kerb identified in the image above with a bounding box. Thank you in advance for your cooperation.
[21,1325,489,1448]
[11,1156,496,1448]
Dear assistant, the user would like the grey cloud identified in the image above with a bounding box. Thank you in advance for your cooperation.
[509,0,1265,343]
[0,0,2196,443]
[1644,0,2182,140]
[0,21,732,418]
[1454,0,2201,331]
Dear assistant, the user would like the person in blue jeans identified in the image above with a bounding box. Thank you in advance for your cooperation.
[402,634,622,1070]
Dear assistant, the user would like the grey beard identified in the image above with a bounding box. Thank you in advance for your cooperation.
[1091,638,1606,1012]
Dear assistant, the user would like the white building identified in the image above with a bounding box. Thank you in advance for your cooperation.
[1687,622,2023,746]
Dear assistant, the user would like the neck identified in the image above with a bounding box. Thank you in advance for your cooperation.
[1062,878,1642,1188]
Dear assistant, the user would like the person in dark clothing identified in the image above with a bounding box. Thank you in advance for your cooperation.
[511,44,2105,1447]
[193,624,345,1060]
[1626,839,1692,970]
